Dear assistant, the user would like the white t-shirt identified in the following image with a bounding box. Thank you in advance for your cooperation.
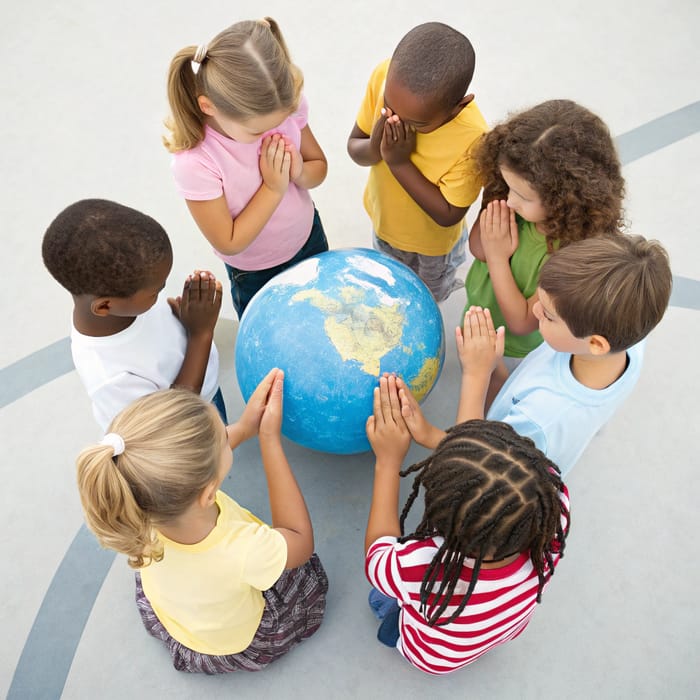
[71,297,219,431]
[487,341,644,475]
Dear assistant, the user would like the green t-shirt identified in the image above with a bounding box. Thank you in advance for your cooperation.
[465,216,551,358]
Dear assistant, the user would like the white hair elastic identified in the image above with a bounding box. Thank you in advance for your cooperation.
[191,44,208,74]
[100,432,125,457]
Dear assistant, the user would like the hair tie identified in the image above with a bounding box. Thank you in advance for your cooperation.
[191,44,208,74]
[100,432,125,457]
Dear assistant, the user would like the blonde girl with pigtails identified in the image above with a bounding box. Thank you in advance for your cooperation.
[76,370,327,673]
[164,18,329,317]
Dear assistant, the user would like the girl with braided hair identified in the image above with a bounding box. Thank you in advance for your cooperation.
[365,375,569,675]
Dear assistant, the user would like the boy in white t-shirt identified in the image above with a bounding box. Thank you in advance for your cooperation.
[42,198,224,431]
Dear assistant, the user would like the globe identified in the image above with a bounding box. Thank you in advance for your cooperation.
[235,248,445,454]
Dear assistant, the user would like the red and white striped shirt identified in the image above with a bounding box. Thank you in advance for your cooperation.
[365,487,569,675]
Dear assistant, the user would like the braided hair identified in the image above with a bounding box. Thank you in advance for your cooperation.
[399,420,568,626]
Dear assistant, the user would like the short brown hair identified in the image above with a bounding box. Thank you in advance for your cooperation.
[538,234,672,352]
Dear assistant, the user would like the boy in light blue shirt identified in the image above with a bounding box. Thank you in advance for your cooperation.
[399,234,672,475]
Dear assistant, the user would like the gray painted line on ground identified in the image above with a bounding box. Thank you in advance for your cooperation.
[7,526,116,700]
[617,101,700,165]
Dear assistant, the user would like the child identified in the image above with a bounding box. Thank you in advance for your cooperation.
[364,375,569,675]
[402,234,672,476]
[347,22,487,302]
[76,369,327,673]
[164,17,329,317]
[465,99,625,359]
[42,198,224,431]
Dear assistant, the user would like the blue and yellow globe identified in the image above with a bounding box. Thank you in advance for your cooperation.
[235,248,445,454]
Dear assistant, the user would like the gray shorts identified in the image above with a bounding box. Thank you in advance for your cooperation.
[373,231,466,302]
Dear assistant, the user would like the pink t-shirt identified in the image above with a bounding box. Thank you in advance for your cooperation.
[172,96,314,271]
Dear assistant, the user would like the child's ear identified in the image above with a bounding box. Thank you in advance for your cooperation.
[198,479,218,509]
[90,297,113,317]
[448,94,474,120]
[197,95,216,116]
[588,334,611,356]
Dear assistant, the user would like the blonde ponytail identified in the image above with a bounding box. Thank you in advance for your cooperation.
[163,47,206,152]
[76,389,222,568]
[163,17,304,152]
[77,445,161,568]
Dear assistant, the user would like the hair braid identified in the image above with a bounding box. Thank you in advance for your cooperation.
[399,420,568,626]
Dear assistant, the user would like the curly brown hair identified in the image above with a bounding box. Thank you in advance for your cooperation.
[474,100,625,248]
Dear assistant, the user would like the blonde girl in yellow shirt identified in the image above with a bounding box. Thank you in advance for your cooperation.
[76,369,327,673]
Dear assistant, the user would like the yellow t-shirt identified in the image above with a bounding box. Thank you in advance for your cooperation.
[140,491,287,655]
[356,59,488,256]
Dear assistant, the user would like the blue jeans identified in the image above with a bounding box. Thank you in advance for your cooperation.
[368,588,400,647]
[211,387,228,424]
[225,208,329,318]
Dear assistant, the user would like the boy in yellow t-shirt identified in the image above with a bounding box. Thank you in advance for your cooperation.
[347,22,487,302]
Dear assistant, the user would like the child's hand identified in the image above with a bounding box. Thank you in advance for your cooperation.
[366,375,411,467]
[283,137,304,183]
[456,306,505,377]
[369,107,392,160]
[480,200,519,262]
[259,134,291,195]
[380,114,416,166]
[259,369,285,439]
[229,368,281,446]
[395,376,445,450]
[168,270,222,337]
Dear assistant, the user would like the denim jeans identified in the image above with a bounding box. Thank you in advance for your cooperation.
[225,208,329,318]
[211,387,228,424]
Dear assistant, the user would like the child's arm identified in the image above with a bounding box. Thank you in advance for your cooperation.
[365,375,412,552]
[394,376,446,450]
[258,370,314,569]
[380,112,468,227]
[185,135,292,257]
[455,306,505,423]
[226,367,280,448]
[167,271,221,393]
[481,200,540,334]
[287,125,327,190]
[468,216,486,261]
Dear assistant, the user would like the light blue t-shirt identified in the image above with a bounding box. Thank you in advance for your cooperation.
[487,341,645,475]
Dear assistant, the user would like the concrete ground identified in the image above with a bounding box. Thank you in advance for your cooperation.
[2,1,698,698]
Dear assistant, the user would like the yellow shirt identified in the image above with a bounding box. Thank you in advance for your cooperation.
[140,491,287,655]
[356,59,487,256]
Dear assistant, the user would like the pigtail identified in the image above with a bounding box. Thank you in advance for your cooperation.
[76,445,162,569]
[163,46,206,152]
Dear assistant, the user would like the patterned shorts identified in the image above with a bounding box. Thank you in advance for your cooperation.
[134,553,328,674]
[373,230,467,303]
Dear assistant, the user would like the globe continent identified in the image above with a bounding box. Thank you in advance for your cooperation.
[234,248,445,454]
